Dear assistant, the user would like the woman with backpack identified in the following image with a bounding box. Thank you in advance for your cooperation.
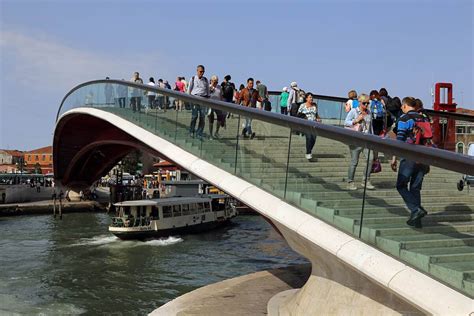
[288,82,305,116]
[207,75,224,139]
[345,90,359,112]
[369,90,387,136]
[297,93,321,160]
[174,76,185,111]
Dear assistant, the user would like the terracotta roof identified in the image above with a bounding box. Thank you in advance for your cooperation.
[25,146,52,154]
[153,160,175,167]
[2,150,24,157]
[457,108,474,116]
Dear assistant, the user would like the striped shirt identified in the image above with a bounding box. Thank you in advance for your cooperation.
[297,103,319,122]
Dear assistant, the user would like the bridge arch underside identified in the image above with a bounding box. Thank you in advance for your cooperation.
[54,113,172,189]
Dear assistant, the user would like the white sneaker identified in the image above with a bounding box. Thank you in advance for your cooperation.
[347,182,357,191]
[305,154,312,160]
[362,181,375,190]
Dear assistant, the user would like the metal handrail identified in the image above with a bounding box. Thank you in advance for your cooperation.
[267,91,474,122]
[423,109,474,122]
[268,90,347,103]
[57,79,474,175]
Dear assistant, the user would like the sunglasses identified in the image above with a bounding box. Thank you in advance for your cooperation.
[362,102,370,105]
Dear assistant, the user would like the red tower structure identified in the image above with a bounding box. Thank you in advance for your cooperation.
[432,82,456,151]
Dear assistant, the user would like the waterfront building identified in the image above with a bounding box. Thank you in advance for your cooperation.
[153,160,192,181]
[0,149,23,165]
[23,146,53,174]
[0,149,24,173]
[455,108,474,154]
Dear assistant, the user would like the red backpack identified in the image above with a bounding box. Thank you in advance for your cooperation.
[413,115,433,146]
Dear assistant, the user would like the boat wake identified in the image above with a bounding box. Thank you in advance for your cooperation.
[70,235,183,247]
[72,235,119,246]
[141,236,183,246]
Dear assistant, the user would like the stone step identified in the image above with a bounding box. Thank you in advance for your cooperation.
[266,180,461,193]
[376,234,474,254]
[334,204,474,215]
[221,166,461,183]
[398,247,474,297]
[368,223,474,237]
[319,196,474,207]
[347,213,474,225]
[297,189,472,199]
[429,262,474,297]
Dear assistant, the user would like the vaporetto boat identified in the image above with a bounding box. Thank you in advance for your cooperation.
[109,194,237,240]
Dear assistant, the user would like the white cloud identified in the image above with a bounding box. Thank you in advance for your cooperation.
[0,29,170,92]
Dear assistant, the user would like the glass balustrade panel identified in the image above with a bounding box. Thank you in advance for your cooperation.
[234,116,291,198]
[284,126,366,238]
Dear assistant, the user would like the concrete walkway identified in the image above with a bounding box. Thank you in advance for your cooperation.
[150,264,311,316]
[0,200,105,216]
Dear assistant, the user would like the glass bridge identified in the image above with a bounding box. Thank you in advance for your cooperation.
[56,79,474,299]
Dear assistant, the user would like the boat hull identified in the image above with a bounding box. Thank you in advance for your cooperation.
[111,219,233,240]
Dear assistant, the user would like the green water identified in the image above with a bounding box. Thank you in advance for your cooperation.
[0,213,307,315]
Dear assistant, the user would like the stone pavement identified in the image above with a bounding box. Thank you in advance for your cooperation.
[150,264,311,316]
[0,200,104,216]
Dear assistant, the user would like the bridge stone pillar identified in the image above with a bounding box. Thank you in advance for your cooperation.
[267,223,424,315]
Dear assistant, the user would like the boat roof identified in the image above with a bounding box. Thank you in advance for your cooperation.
[161,180,207,185]
[205,194,229,199]
[114,196,213,207]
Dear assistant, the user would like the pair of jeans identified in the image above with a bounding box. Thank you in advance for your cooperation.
[348,146,373,182]
[117,97,126,108]
[305,134,316,154]
[190,104,207,137]
[243,117,252,135]
[131,96,141,112]
[396,159,427,214]
[280,107,288,115]
[148,95,156,109]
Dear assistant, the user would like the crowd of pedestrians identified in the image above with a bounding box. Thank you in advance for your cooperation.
[342,88,431,227]
[103,67,434,228]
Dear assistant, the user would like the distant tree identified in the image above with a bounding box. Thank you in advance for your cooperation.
[34,163,42,174]
[121,150,141,175]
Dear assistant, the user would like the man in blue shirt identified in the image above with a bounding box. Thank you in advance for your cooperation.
[391,97,429,228]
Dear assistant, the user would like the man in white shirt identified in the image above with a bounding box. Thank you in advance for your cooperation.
[188,65,210,139]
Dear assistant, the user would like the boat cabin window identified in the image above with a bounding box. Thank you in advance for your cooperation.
[198,203,205,212]
[119,206,131,217]
[204,202,211,212]
[190,203,198,214]
[172,205,181,217]
[151,206,159,219]
[162,205,172,218]
[182,204,190,215]
[138,206,147,217]
[212,198,226,211]
[211,199,219,211]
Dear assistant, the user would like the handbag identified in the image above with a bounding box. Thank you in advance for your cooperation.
[296,112,307,119]
[371,159,382,173]
[345,123,361,132]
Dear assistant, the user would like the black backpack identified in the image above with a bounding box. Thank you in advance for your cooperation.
[296,89,306,104]
[222,82,234,99]
[385,96,401,113]
[263,99,272,111]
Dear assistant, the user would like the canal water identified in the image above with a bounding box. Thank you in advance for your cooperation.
[0,213,307,315]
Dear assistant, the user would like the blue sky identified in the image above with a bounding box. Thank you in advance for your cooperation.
[1,0,472,150]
